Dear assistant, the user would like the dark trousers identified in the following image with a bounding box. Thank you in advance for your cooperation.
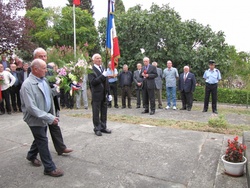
[143,86,155,112]
[10,85,21,111]
[60,89,66,107]
[27,126,56,172]
[65,91,74,109]
[204,83,218,111]
[121,86,131,107]
[108,82,118,107]
[92,99,107,132]
[0,88,11,113]
[135,88,143,107]
[48,124,66,154]
[180,91,193,109]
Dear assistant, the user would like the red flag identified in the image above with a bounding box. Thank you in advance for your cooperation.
[73,0,80,6]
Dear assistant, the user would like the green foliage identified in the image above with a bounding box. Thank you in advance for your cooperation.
[190,86,249,105]
[208,115,228,128]
[98,3,231,79]
[25,7,99,53]
[115,0,125,13]
[26,0,44,10]
[67,0,94,16]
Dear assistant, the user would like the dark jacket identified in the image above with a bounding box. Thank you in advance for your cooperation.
[10,71,22,86]
[119,71,133,87]
[140,64,157,90]
[88,65,110,102]
[178,72,196,93]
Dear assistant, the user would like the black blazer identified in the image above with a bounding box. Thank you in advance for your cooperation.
[178,72,196,93]
[140,64,157,90]
[88,65,110,102]
[119,71,133,87]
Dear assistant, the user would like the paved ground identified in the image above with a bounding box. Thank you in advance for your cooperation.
[0,103,248,188]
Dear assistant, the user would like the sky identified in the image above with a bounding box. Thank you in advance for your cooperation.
[42,0,250,52]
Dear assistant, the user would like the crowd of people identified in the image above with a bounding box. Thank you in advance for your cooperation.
[0,49,221,177]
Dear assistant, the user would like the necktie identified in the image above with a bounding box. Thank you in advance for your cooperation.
[184,73,187,81]
[99,66,103,73]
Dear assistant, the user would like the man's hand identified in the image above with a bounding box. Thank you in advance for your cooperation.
[102,70,108,77]
[52,117,59,125]
[137,83,142,86]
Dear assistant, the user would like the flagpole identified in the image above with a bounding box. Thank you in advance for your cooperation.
[73,4,77,60]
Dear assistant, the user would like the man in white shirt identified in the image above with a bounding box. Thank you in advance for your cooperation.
[0,64,16,115]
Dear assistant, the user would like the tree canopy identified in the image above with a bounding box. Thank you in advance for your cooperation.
[67,0,94,16]
[25,0,44,10]
[115,0,125,13]
[98,4,232,83]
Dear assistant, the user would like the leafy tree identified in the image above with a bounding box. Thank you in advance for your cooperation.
[25,0,44,10]
[115,0,125,13]
[67,0,94,16]
[26,6,99,54]
[98,3,231,82]
[0,0,36,57]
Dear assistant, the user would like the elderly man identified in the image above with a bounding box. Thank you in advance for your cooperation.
[88,54,112,136]
[20,59,63,177]
[163,60,179,110]
[119,64,133,109]
[202,60,222,114]
[178,66,196,111]
[0,64,16,115]
[33,47,73,155]
[152,62,163,109]
[133,63,144,108]
[141,57,157,115]
[10,63,22,112]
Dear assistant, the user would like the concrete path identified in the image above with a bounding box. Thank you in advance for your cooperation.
[0,110,247,188]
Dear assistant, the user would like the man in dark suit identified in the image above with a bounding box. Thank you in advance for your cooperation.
[141,57,157,115]
[133,63,144,108]
[88,53,112,136]
[119,64,133,108]
[33,47,73,155]
[178,66,196,111]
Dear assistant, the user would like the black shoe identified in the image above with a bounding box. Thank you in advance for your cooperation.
[180,108,186,110]
[122,106,126,109]
[142,110,149,114]
[114,105,119,108]
[7,112,11,115]
[136,106,140,108]
[202,109,207,112]
[150,111,155,115]
[158,106,163,109]
[213,110,218,114]
[101,129,112,134]
[108,105,112,108]
[19,109,22,112]
[0,111,4,115]
[187,108,191,111]
[128,106,132,109]
[95,131,102,136]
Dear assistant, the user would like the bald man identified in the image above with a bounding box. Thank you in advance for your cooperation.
[20,59,63,177]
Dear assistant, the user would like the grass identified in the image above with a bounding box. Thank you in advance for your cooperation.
[70,113,250,136]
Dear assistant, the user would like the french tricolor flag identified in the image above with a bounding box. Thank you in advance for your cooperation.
[106,0,120,70]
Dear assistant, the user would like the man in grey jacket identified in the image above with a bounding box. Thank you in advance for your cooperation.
[152,62,163,109]
[20,59,64,177]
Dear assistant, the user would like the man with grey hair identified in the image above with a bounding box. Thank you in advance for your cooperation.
[88,53,112,136]
[178,66,196,111]
[119,64,133,108]
[20,59,64,177]
[141,57,157,115]
[133,63,144,108]
[152,62,163,109]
